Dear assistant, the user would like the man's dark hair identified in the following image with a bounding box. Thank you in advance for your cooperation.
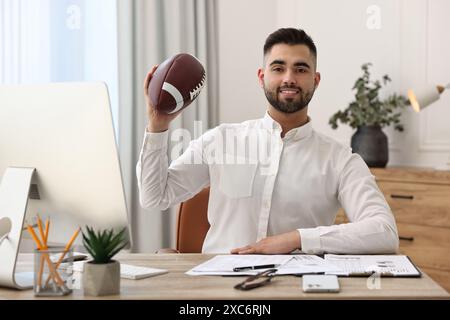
[263,28,317,64]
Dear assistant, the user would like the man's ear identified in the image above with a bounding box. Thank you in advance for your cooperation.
[257,68,265,88]
[314,72,321,90]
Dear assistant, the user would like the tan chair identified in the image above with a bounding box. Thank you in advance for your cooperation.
[157,187,210,253]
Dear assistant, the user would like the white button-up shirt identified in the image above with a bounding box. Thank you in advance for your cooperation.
[137,112,399,254]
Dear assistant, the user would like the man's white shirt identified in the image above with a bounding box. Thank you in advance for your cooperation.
[136,112,399,254]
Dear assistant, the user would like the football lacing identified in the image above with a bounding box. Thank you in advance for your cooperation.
[190,73,207,101]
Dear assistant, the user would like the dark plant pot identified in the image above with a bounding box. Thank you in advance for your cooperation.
[351,125,388,168]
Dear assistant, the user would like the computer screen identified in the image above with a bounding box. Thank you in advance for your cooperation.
[0,83,130,248]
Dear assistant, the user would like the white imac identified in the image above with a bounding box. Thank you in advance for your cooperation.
[0,83,130,289]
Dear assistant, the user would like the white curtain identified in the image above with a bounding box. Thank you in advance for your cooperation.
[0,0,120,132]
[0,0,51,84]
[117,0,219,252]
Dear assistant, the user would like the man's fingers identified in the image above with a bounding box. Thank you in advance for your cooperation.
[143,65,159,93]
[230,245,251,254]
[230,247,244,254]
[231,245,257,254]
[143,73,151,96]
[238,247,256,254]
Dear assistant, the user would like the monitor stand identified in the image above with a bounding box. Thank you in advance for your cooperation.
[0,167,36,289]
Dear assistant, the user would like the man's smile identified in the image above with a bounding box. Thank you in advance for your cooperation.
[279,87,300,98]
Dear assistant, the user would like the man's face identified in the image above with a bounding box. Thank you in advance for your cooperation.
[258,44,321,114]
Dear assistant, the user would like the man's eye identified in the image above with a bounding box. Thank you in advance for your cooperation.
[272,67,283,72]
[297,68,307,73]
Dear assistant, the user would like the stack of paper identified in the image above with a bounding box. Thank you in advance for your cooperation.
[186,254,343,276]
[186,255,292,276]
[275,255,342,275]
[324,254,421,277]
[186,254,421,277]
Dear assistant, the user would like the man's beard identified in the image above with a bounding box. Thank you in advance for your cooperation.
[264,85,314,114]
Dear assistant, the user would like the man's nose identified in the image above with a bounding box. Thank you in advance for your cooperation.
[282,70,297,86]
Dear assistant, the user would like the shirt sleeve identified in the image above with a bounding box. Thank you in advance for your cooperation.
[136,129,210,211]
[298,153,399,254]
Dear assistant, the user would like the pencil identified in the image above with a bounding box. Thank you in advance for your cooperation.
[44,218,50,245]
[26,223,45,288]
[43,253,65,286]
[26,223,65,287]
[44,227,81,287]
[37,215,46,246]
[65,227,80,252]
[36,217,48,288]
[26,224,43,249]
[53,227,80,268]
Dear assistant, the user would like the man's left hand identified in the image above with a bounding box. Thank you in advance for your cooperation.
[230,231,301,254]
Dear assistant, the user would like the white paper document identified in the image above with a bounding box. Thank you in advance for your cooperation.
[274,255,342,275]
[186,255,293,275]
[186,254,343,276]
[324,254,421,277]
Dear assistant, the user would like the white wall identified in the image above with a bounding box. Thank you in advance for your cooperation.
[217,0,450,169]
[218,0,277,123]
[396,0,450,168]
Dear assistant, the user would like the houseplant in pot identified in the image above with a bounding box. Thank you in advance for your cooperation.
[82,226,128,296]
[329,63,409,167]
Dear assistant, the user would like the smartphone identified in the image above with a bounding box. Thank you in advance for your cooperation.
[302,275,340,293]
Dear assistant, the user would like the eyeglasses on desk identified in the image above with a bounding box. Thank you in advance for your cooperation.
[234,268,278,291]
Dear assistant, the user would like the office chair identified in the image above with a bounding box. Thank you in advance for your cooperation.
[157,187,210,253]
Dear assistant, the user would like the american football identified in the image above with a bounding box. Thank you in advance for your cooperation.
[148,53,206,114]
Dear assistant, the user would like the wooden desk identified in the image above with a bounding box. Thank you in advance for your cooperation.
[336,167,450,292]
[1,253,449,300]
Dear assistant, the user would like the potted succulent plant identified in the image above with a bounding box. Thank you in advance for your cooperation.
[82,226,128,296]
[329,63,409,167]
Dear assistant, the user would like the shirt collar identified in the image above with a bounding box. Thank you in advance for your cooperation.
[262,111,313,141]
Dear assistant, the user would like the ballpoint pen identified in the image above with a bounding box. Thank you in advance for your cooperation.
[233,264,280,272]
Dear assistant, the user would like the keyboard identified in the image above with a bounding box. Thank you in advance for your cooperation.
[119,264,168,280]
[70,261,168,280]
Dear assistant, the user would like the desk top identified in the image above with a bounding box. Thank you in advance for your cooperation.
[1,253,449,300]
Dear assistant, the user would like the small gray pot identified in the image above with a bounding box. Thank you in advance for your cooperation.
[82,260,120,296]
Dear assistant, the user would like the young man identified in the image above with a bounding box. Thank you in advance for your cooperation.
[137,28,399,254]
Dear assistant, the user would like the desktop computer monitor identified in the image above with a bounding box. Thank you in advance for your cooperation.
[0,83,130,288]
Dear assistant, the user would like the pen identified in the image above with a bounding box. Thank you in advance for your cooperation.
[233,264,280,272]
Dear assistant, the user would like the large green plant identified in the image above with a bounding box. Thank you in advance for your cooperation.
[329,63,409,131]
[82,226,128,264]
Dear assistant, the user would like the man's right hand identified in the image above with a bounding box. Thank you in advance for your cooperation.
[144,65,183,133]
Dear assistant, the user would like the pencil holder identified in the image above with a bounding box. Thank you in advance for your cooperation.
[33,246,74,296]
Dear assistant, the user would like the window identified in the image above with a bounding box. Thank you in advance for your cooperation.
[0,0,119,135]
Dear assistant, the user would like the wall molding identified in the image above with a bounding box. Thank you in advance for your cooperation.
[419,0,450,152]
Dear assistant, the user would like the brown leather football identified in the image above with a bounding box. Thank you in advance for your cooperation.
[148,53,206,114]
